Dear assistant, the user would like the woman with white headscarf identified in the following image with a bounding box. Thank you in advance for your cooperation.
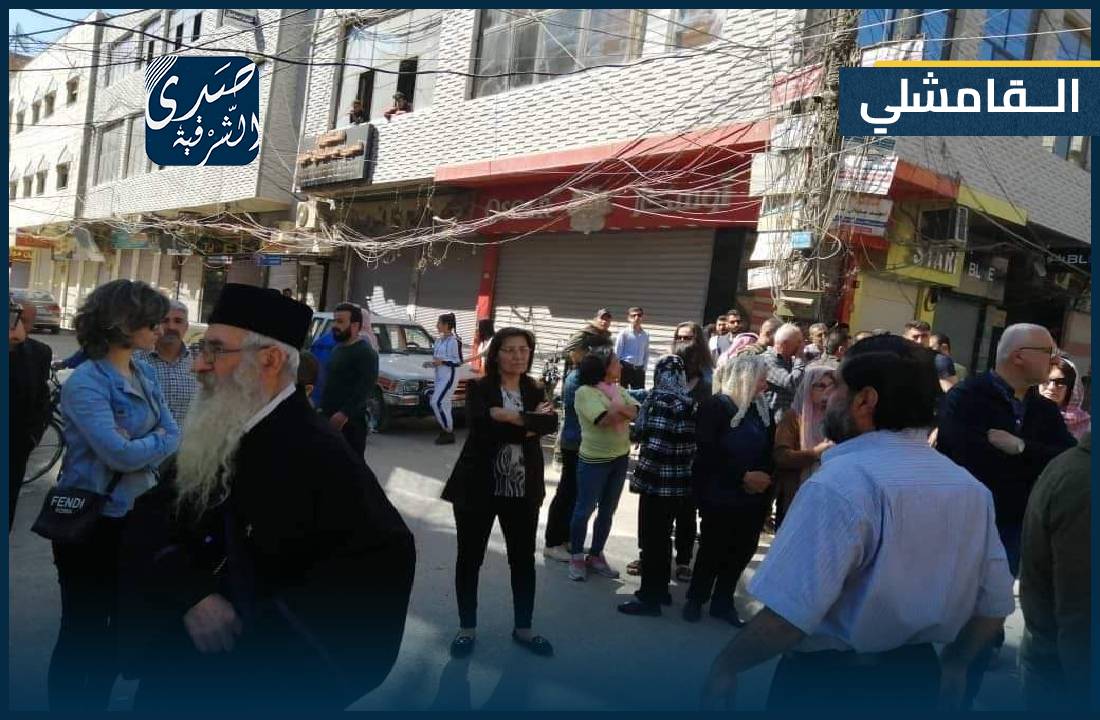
[1040,355,1091,440]
[772,365,837,529]
[683,354,774,627]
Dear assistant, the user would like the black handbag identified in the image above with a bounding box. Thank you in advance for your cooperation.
[32,472,123,543]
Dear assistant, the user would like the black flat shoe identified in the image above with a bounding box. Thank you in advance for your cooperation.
[682,601,702,623]
[450,634,475,658]
[512,631,554,657]
[435,432,456,445]
[634,590,672,606]
[618,600,661,617]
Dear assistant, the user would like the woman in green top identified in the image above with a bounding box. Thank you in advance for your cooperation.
[569,350,639,581]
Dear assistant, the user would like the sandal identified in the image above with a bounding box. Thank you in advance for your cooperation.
[512,631,554,657]
[450,633,475,658]
[626,559,642,576]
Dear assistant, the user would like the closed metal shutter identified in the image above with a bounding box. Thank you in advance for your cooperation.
[9,262,30,289]
[414,244,482,345]
[853,274,919,334]
[227,259,263,287]
[304,263,324,309]
[137,249,155,285]
[493,230,715,375]
[178,256,203,321]
[266,261,298,295]
[934,293,982,370]
[350,252,414,320]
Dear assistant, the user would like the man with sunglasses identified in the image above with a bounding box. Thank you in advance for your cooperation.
[8,300,52,529]
[936,322,1076,706]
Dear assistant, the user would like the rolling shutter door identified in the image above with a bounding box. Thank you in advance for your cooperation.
[349,251,414,320]
[414,243,482,344]
[137,249,156,285]
[227,259,263,287]
[266,261,298,295]
[854,274,919,334]
[933,293,982,370]
[493,230,714,375]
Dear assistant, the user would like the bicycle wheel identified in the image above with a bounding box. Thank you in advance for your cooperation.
[24,419,65,485]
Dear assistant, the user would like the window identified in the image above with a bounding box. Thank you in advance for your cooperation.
[169,10,202,50]
[979,9,1037,61]
[8,181,16,200]
[1045,135,1091,170]
[22,175,32,197]
[56,163,70,190]
[44,92,55,118]
[192,13,203,42]
[95,121,125,185]
[1056,23,1090,61]
[67,78,79,105]
[140,17,163,69]
[35,170,47,196]
[669,9,724,49]
[16,111,24,133]
[105,34,134,86]
[31,101,41,124]
[472,9,645,98]
[125,116,148,178]
[395,57,418,100]
[857,9,954,60]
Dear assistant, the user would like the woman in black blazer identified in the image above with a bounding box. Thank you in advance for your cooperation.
[441,327,559,658]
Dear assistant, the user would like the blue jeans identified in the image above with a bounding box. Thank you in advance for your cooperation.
[570,455,629,556]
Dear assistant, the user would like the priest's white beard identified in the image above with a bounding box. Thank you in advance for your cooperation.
[175,355,270,517]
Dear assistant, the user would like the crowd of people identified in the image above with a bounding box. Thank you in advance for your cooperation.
[7,283,1092,711]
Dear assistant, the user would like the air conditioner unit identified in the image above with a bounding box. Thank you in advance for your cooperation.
[919,207,969,246]
[295,199,320,230]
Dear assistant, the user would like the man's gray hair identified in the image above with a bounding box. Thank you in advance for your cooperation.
[995,323,1051,366]
[243,331,300,383]
[775,323,803,343]
[167,299,189,318]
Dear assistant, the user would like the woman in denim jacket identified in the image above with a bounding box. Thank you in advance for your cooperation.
[48,279,180,711]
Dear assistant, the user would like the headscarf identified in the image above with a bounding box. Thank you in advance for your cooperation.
[1059,357,1091,440]
[791,365,836,456]
[721,332,759,364]
[714,353,771,429]
[651,354,692,403]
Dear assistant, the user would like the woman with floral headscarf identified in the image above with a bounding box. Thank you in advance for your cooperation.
[1040,355,1091,440]
[683,354,774,627]
[772,365,837,529]
[618,355,698,616]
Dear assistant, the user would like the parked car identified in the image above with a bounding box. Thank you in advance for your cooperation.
[306,312,477,432]
[10,288,61,334]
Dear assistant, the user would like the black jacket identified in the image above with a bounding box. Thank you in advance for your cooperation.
[119,386,415,709]
[9,337,52,453]
[441,375,557,509]
[937,371,1075,528]
[692,394,775,511]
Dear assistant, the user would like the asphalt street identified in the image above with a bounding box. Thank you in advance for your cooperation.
[7,331,1026,711]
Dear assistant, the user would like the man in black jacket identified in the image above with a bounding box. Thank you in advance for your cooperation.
[9,301,52,529]
[937,323,1075,577]
[121,285,415,710]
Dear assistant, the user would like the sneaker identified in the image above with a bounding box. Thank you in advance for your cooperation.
[569,555,587,581]
[586,553,620,579]
[543,544,572,563]
[434,431,456,445]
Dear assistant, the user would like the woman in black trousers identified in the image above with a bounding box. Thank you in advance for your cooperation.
[441,327,559,658]
[683,353,774,627]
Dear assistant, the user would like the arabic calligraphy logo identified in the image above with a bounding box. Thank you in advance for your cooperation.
[146,56,261,167]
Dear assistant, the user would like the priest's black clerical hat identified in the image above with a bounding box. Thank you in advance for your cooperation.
[207,283,313,349]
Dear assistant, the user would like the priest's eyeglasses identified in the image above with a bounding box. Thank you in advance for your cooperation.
[190,340,247,363]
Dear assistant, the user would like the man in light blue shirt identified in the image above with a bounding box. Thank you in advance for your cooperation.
[615,306,649,389]
[701,335,1015,712]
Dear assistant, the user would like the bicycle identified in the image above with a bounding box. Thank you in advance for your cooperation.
[23,367,66,485]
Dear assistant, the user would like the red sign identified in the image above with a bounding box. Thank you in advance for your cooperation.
[771,64,824,108]
[473,173,759,235]
[15,230,57,249]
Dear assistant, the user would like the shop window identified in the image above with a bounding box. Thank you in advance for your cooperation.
[472,9,644,98]
[56,163,70,190]
[979,9,1037,61]
[66,78,79,105]
[35,170,47,196]
[857,9,955,60]
[44,93,55,118]
[669,9,724,49]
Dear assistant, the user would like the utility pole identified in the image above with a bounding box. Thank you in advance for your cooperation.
[797,9,861,324]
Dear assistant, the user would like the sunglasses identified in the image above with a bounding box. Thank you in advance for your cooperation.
[675,334,695,342]
[1043,377,1069,387]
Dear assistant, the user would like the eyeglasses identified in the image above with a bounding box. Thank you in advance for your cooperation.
[1018,346,1057,359]
[675,335,695,342]
[1042,377,1069,387]
[189,340,256,363]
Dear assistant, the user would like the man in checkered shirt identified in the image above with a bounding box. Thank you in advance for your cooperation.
[136,299,198,427]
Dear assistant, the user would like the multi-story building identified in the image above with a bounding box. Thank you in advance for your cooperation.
[53,9,317,324]
[8,13,104,303]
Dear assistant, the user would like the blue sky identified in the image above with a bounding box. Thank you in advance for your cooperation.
[9,9,134,51]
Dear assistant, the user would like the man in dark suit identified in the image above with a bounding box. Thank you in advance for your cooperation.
[9,300,52,529]
[120,285,415,710]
